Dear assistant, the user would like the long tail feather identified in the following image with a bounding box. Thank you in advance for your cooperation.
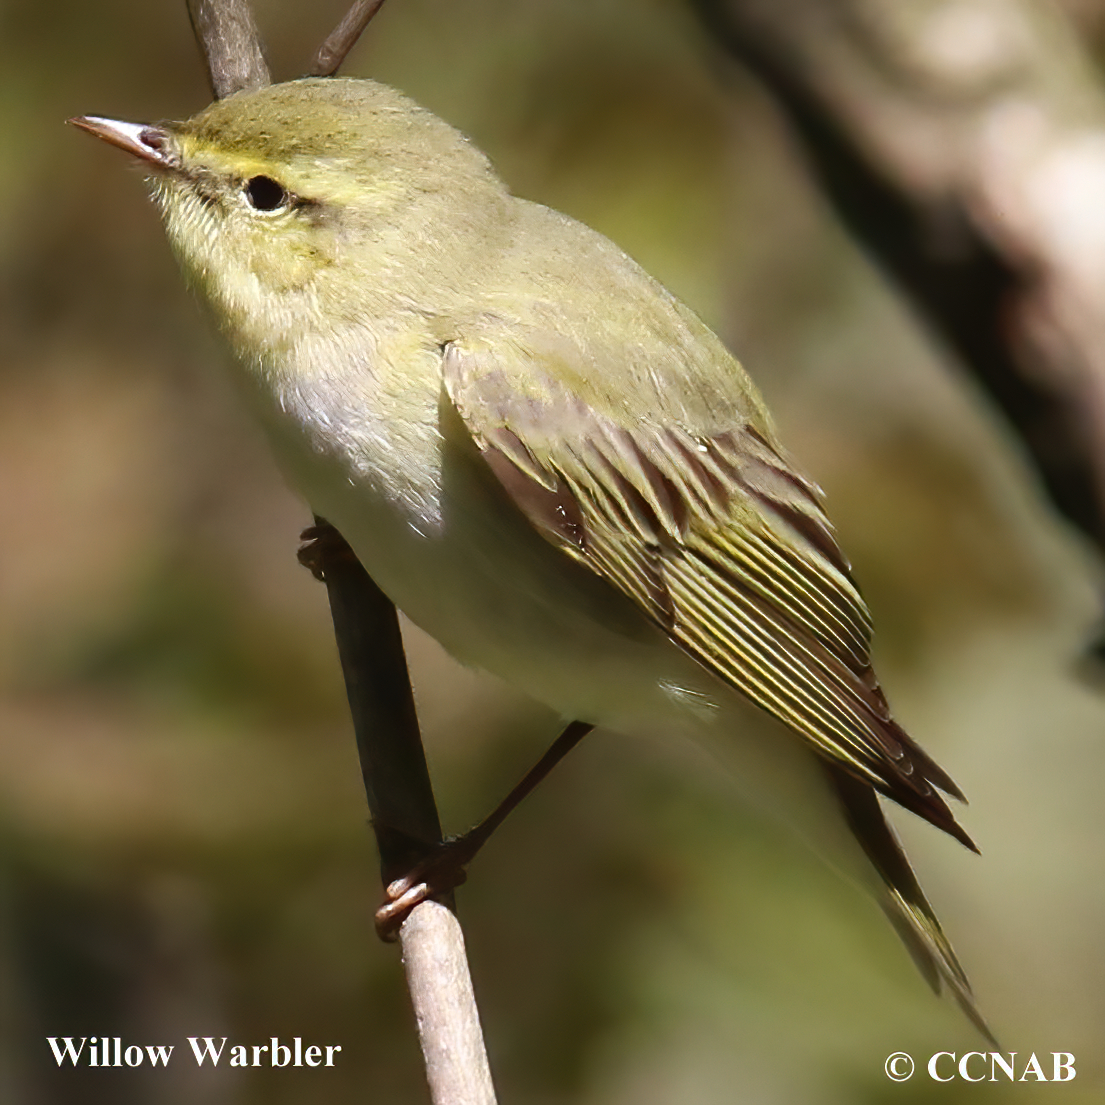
[825,764,998,1046]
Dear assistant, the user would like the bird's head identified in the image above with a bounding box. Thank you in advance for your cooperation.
[72,78,503,354]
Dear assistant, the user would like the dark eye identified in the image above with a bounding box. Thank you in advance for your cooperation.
[244,175,288,211]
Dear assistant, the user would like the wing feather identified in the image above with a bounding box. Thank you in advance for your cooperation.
[443,342,972,845]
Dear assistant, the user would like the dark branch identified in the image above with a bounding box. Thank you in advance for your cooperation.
[311,0,390,78]
[298,522,497,1097]
[186,0,270,98]
[298,520,443,887]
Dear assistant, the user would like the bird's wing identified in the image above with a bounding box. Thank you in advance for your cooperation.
[442,339,974,848]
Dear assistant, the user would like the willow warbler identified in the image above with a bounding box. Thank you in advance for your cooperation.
[74,77,988,1034]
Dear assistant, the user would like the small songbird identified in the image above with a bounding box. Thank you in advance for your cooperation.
[73,77,989,1036]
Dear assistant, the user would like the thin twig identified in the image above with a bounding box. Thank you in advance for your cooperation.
[403,903,498,1105]
[298,523,443,880]
[311,0,390,77]
[301,520,499,1105]
[186,0,270,98]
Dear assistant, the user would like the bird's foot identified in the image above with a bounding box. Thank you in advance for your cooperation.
[297,520,359,582]
[374,720,596,940]
[374,834,481,941]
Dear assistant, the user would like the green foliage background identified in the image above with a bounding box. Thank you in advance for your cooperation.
[0,0,1102,1101]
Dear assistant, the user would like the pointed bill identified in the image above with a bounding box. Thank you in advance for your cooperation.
[69,116,177,169]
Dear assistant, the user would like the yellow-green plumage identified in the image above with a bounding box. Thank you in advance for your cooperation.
[76,77,991,1038]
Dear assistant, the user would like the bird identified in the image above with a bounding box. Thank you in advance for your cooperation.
[72,76,990,1037]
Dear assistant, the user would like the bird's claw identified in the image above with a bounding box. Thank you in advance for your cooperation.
[297,522,358,582]
[373,840,472,942]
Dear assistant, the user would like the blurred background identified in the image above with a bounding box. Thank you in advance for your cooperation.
[2,0,1104,1101]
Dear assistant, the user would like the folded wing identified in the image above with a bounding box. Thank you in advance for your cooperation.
[443,340,974,850]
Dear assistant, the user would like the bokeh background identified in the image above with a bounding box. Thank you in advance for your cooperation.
[2,0,1104,1101]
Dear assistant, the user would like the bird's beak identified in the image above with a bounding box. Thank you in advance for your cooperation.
[69,116,177,170]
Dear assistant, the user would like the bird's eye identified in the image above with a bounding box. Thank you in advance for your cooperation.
[244,175,289,212]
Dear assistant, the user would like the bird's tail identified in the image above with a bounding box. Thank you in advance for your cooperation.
[825,764,998,1046]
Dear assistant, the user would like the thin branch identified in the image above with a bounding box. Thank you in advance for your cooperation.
[298,521,498,1105]
[403,902,499,1105]
[311,0,390,77]
[299,522,443,883]
[186,0,270,99]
